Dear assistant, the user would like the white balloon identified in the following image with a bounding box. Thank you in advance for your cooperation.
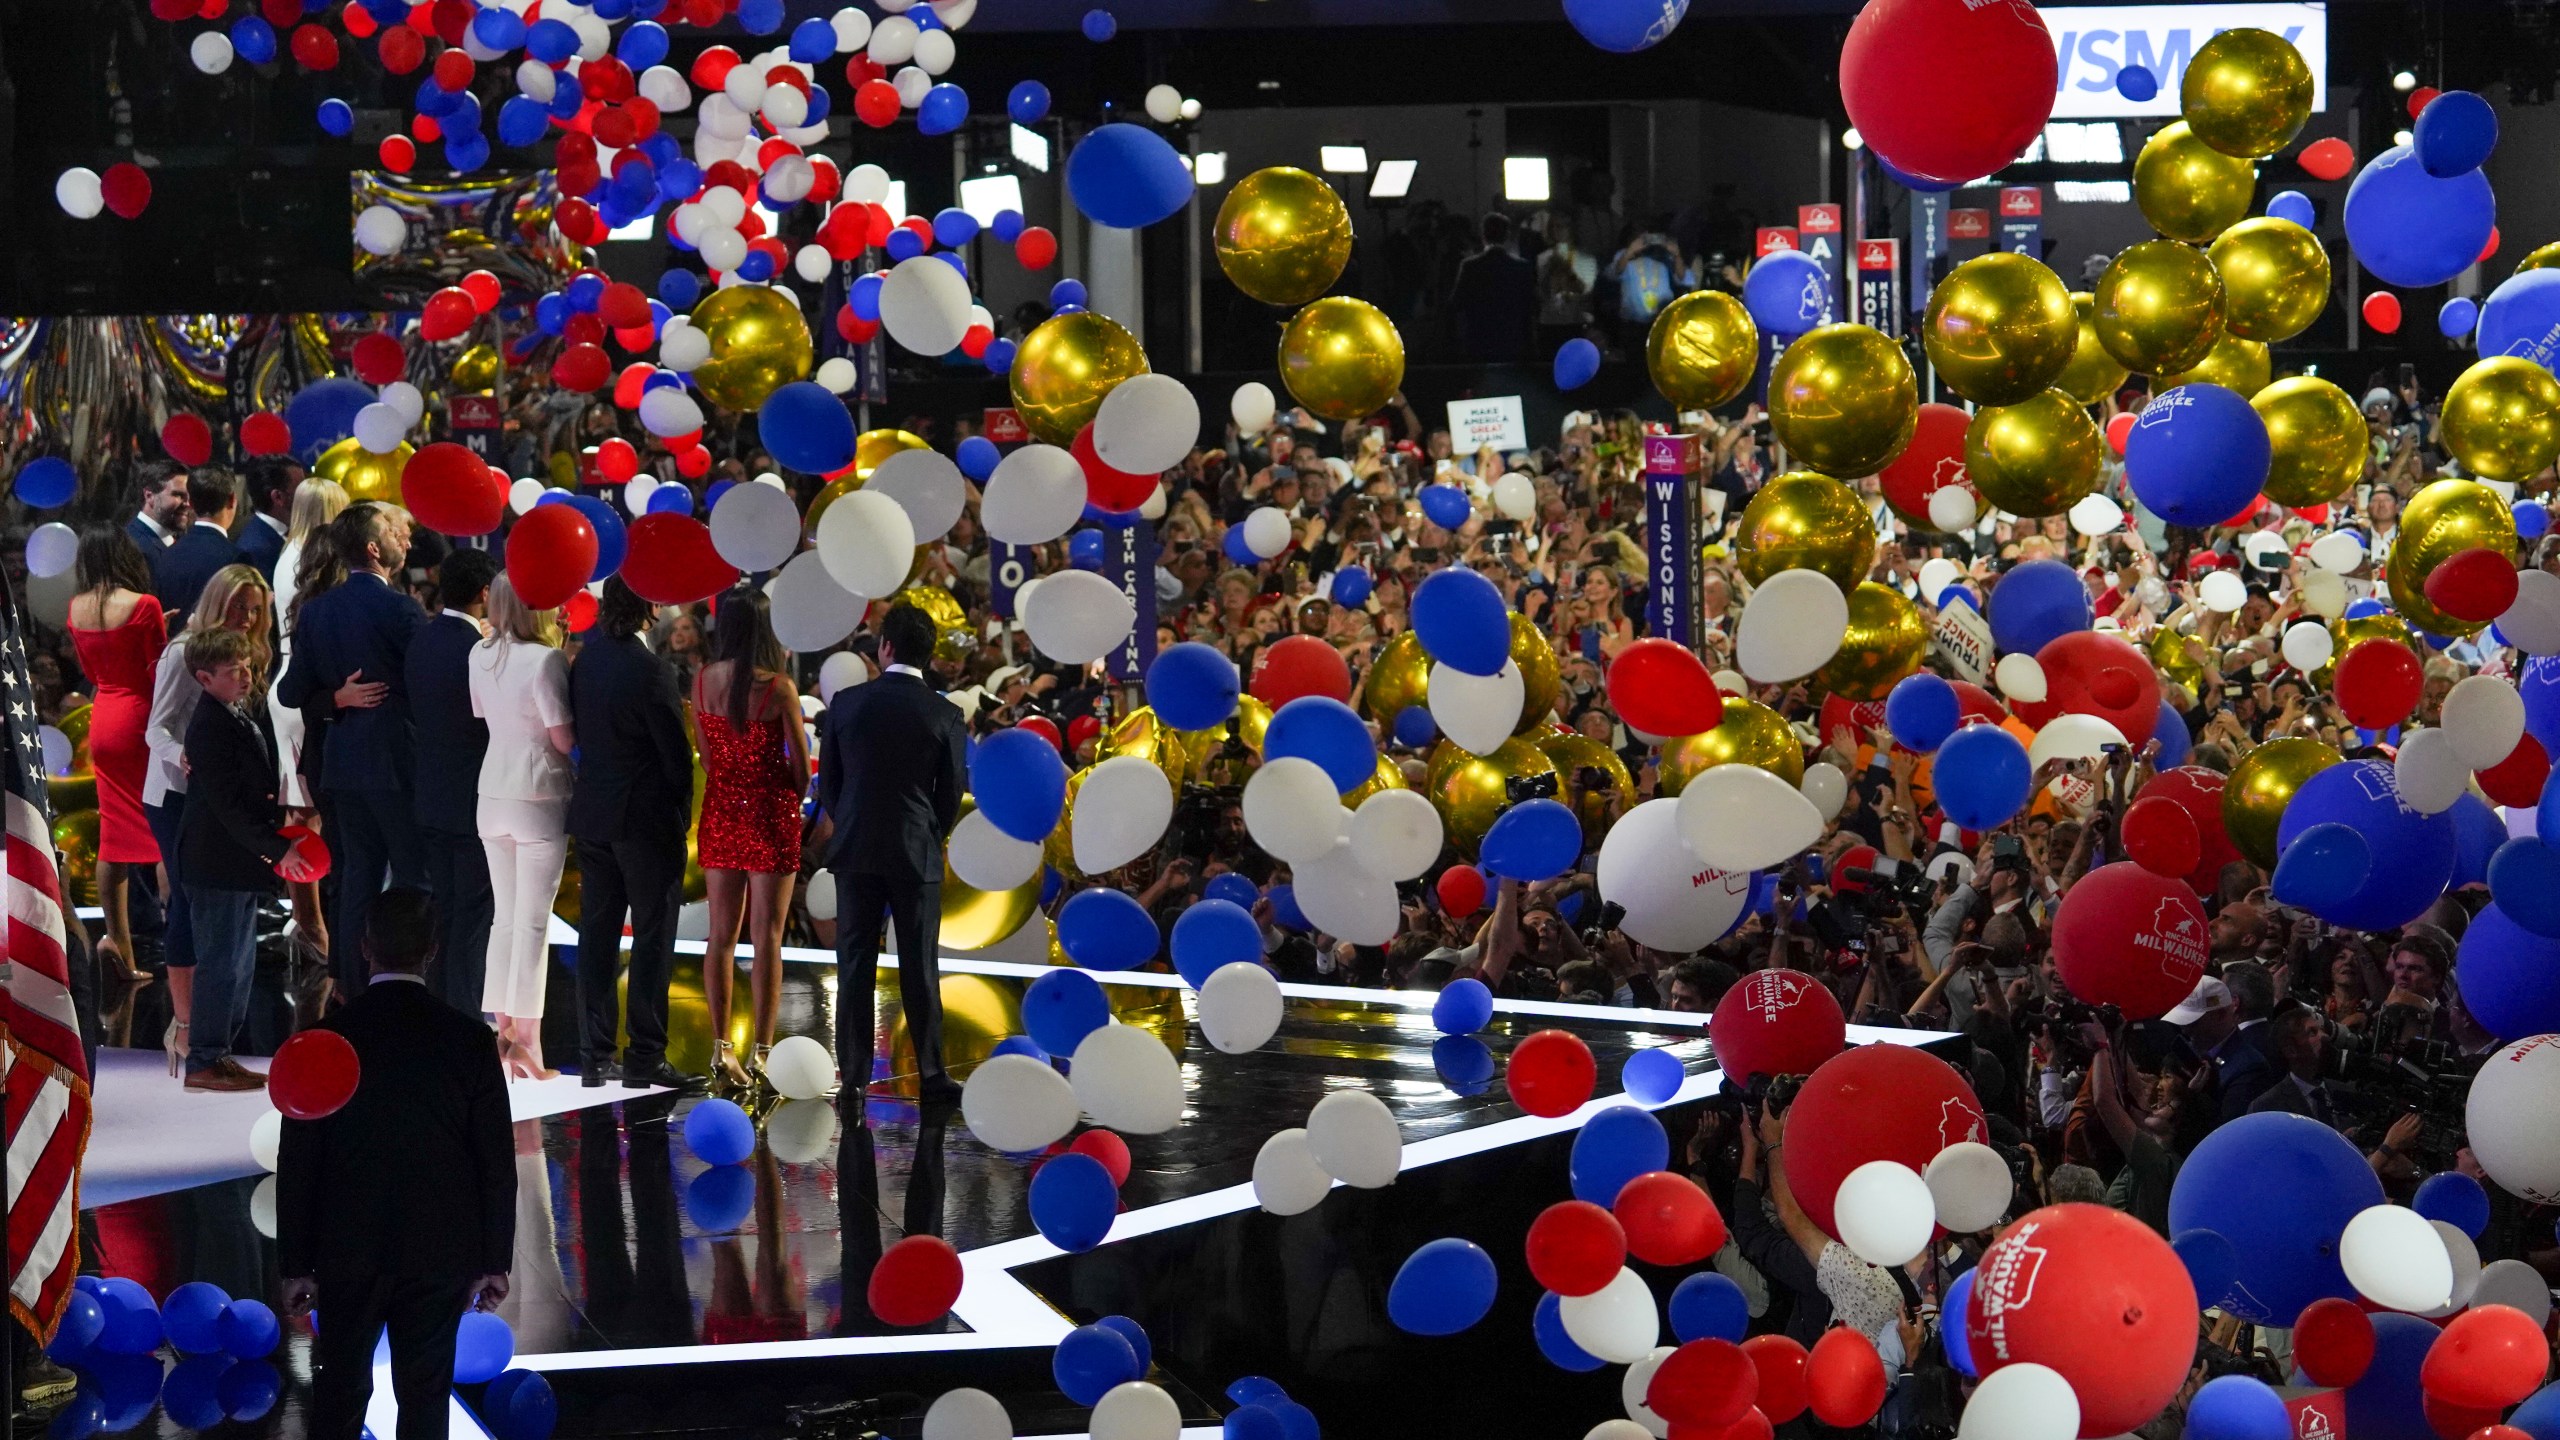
[1253,1128,1333,1215]
[2422,1218,2481,1316]
[1589,1422,1656,1440]
[1073,755,1175,873]
[1180,98,1203,120]
[2392,728,2469,815]
[639,386,704,437]
[355,203,408,255]
[1143,84,1183,124]
[1736,569,1848,683]
[2503,569,2560,654]
[1929,486,1980,533]
[700,186,748,228]
[2298,567,2349,618]
[820,651,871,701]
[1620,1347,1674,1438]
[709,479,802,573]
[1923,1141,2014,1233]
[2468,1035,2560,1202]
[815,489,918,599]
[1139,485,1168,521]
[1022,569,1136,664]
[1242,506,1292,559]
[1349,789,1443,882]
[659,323,712,373]
[1994,652,2048,703]
[509,477,545,515]
[722,62,769,111]
[1198,961,1284,1054]
[1071,1023,1183,1134]
[868,13,919,63]
[1244,758,1344,862]
[191,31,235,72]
[518,60,559,104]
[1292,841,1400,944]
[624,477,661,516]
[931,0,976,27]
[26,524,78,579]
[961,1052,1081,1153]
[1558,1268,1659,1365]
[1428,661,1525,756]
[2309,530,2367,573]
[2443,674,2527,770]
[764,86,812,132]
[1800,762,1848,820]
[250,1176,278,1238]
[830,8,876,52]
[766,1097,837,1164]
[250,1109,282,1171]
[923,1389,1011,1440]
[2241,529,2291,570]
[2279,621,2335,673]
[1675,764,1824,873]
[868,448,967,542]
[912,27,957,74]
[1835,1160,1935,1266]
[766,549,867,652]
[793,242,832,284]
[1956,1362,2079,1440]
[2474,1258,2554,1329]
[895,64,934,108]
[639,65,690,111]
[982,444,1088,545]
[2027,713,2127,769]
[1492,471,1537,522]
[813,356,860,395]
[1917,557,1963,605]
[880,254,974,356]
[1091,1382,1178,1440]
[698,226,750,274]
[353,403,408,455]
[949,808,1044,891]
[763,1035,836,1101]
[1231,382,1277,434]
[2198,570,2248,613]
[1094,373,1201,476]
[2067,492,2123,536]
[2340,1203,2453,1312]
[1597,799,1752,952]
[1305,1089,1400,1188]
[844,163,892,205]
[379,381,424,425]
[51,167,99,221]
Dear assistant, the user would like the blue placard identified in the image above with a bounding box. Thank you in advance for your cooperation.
[1996,186,2043,259]
[990,541,1033,619]
[1103,520,1159,681]
[1909,192,1948,313]
[1642,436,1700,648]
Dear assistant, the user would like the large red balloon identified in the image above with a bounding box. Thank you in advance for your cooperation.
[1804,1326,1887,1428]
[2049,862,2210,1021]
[1612,1171,1726,1266]
[269,1029,360,1120]
[1072,421,1157,512]
[1437,864,1487,917]
[1965,1203,2198,1438]
[2334,637,2424,729]
[1741,1335,1809,1424]
[161,414,212,468]
[1876,402,1975,528]
[1252,634,1352,708]
[2138,766,2244,898]
[1525,1200,1625,1297]
[400,442,507,537]
[867,1234,962,1326]
[1839,0,2056,185]
[1506,1029,1596,1117]
[2035,629,2160,746]
[1647,1339,1758,1430]
[620,514,739,605]
[2425,549,2521,625]
[505,503,600,610]
[1781,1043,1984,1241]
[2479,733,2551,809]
[2293,1297,2376,1388]
[421,286,477,342]
[2422,1305,2551,1410]
[2120,795,2201,880]
[1707,970,1846,1090]
[1607,638,1723,739]
[1951,680,2007,728]
[352,332,407,386]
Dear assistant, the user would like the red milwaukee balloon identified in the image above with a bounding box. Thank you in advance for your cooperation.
[160,414,212,468]
[100,163,152,220]
[1781,1043,1984,1240]
[2293,1297,2376,1388]
[1804,1326,1887,1428]
[505,502,600,610]
[2299,137,2356,181]
[1965,1203,2198,1438]
[240,411,291,458]
[1506,1028,1596,1117]
[1524,1200,1625,1297]
[1251,634,1353,708]
[1072,421,1156,512]
[2422,1304,2551,1410]
[2120,795,2202,880]
[421,286,478,342]
[2479,733,2551,809]
[1740,1335,1809,1424]
[2333,637,2424,729]
[1606,638,1723,739]
[867,1234,962,1326]
[1707,970,1846,1090]
[1876,402,1976,528]
[399,442,506,538]
[2424,548,2521,624]
[2050,861,2210,1021]
[269,1029,360,1120]
[2364,290,2404,335]
[2036,629,2161,746]
[1068,1128,1132,1186]
[1647,1339,1759,1430]
[1613,1171,1726,1266]
[1436,864,1488,917]
[1839,0,2056,185]
[620,514,739,606]
[2137,766,2244,898]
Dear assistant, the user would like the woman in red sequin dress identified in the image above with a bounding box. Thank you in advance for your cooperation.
[693,587,810,1091]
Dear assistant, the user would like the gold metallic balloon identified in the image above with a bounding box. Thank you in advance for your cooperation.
[1510,615,1562,736]
[1213,167,1355,307]
[1734,472,1877,592]
[1426,735,1558,857]
[2253,376,2367,507]
[891,585,973,663]
[2221,735,2341,869]
[1363,630,1431,725]
[1645,290,1760,411]
[56,702,90,775]
[1810,582,1929,702]
[2052,293,2131,405]
[2094,240,2227,376]
[315,436,411,504]
[856,428,930,480]
[52,809,97,907]
[552,846,582,926]
[2440,357,2560,485]
[687,282,814,413]
[1043,767,1092,884]
[1011,311,1150,447]
[2160,333,2272,398]
[2208,217,2330,343]
[1963,389,2105,518]
[889,974,1026,1089]
[1659,698,1805,794]
[1103,706,1191,784]
[1537,729,1635,844]
[2521,242,2560,274]
[450,342,500,393]
[2388,479,2520,638]
[1343,753,1411,809]
[2180,27,2317,159]
[1922,253,2080,406]
[1277,297,1405,422]
[944,799,1042,949]
[2148,627,2206,698]
[1769,324,1918,477]
[45,774,96,818]
[2132,121,2258,244]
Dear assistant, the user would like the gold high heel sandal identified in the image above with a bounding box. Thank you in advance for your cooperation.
[710,1038,752,1093]
[164,1018,189,1078]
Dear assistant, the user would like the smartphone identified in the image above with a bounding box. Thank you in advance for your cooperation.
[2398,362,2418,389]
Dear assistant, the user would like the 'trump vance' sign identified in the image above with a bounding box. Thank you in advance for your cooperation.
[2041,4,2327,121]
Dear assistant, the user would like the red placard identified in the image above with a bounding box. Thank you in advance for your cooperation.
[1755,227,1801,257]
[982,407,1029,445]
[1949,209,1992,241]
[1797,203,1842,235]
[1999,186,2043,218]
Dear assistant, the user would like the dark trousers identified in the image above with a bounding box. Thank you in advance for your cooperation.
[834,872,947,1092]
[143,793,193,970]
[329,786,426,994]
[183,886,259,1071]
[309,1271,472,1440]
[574,834,682,1068]
[419,824,492,1016]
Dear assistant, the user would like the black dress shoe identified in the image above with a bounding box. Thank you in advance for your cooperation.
[917,1076,964,1109]
[622,1057,706,1093]
[580,1059,621,1088]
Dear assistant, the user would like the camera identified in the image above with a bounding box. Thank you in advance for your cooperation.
[1506,771,1561,805]
[1581,899,1627,946]
[1841,856,1934,917]
[1170,781,1242,862]
[1709,1070,1807,1124]
[784,1395,918,1440]
[2321,1013,2481,1165]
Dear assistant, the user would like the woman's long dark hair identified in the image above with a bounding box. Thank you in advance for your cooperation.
[75,526,153,606]
[709,586,786,728]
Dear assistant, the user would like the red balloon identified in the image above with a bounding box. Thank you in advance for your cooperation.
[2120,795,2202,880]
[561,589,598,635]
[2469,1428,2536,1440]
[2333,637,2423,729]
[2035,629,2161,746]
[1525,1200,1626,1297]
[2137,766,2243,898]
[1505,1029,1596,1118]
[596,437,640,484]
[867,1234,962,1326]
[1606,639,1723,739]
[1877,402,1977,527]
[160,413,212,468]
[2299,136,2356,181]
[400,442,506,537]
[611,364,655,411]
[2105,409,2137,456]
[1840,0,2054,184]
[1804,1326,1887,1428]
[352,332,407,386]
[1072,421,1156,512]
[1782,1044,1983,1241]
[505,503,600,610]
[1965,1204,2197,1437]
[2424,548,2520,624]
[100,162,152,220]
[421,286,477,342]
[1251,635,1353,708]
[2426,1394,2503,1440]
[854,78,901,127]
[270,1028,360,1120]
[2410,85,2443,118]
[674,445,711,480]
[1951,680,2007,728]
[1740,1336,1809,1424]
[2480,227,2504,267]
[598,281,653,330]
[1648,1339,1758,1430]
[1613,1170,1726,1266]
[2364,290,2404,335]
[1069,1128,1132,1186]
[458,268,502,315]
[2050,862,2210,1020]
[1017,226,1060,270]
[1707,970,1846,1090]
[1018,716,1064,751]
[241,411,292,458]
[2423,1304,2550,1410]
[376,22,422,72]
[2294,1297,2377,1388]
[621,514,739,605]
[551,342,611,393]
[2479,733,2551,808]
[289,21,338,68]
[1437,864,1487,917]
[1711,1410,1773,1440]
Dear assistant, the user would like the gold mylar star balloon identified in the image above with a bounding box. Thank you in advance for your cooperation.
[1922,253,2079,407]
[2221,735,2340,869]
[2388,479,2519,638]
[1278,297,1405,422]
[2161,333,2272,399]
[1011,311,1149,447]
[2052,292,2131,405]
[1646,290,1760,411]
[688,282,814,413]
[450,342,499,393]
[2441,356,2560,485]
[2252,376,2366,508]
[1214,167,1355,308]
[1810,581,1929,702]
[1769,323,1917,477]
[1964,389,2105,518]
[2133,122,2258,245]
[2208,217,2331,343]
[1734,472,1877,593]
[2180,27,2317,159]
[1659,697,1805,793]
[2094,239,2227,376]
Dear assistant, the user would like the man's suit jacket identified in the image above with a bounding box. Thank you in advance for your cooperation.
[276,572,425,793]
[154,522,246,620]
[238,515,287,583]
[2247,1073,2342,1128]
[818,670,966,881]
[565,630,694,849]
[406,614,490,835]
[2212,1021,2283,1123]
[124,515,170,570]
[276,979,515,1282]
[177,698,288,893]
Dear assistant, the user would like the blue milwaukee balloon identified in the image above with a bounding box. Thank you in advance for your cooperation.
[2477,268,2560,372]
[2342,145,2497,289]
[2414,90,2498,177]
[2274,760,2455,930]
[1743,250,1831,337]
[1066,124,1193,229]
[1561,0,1691,53]
[2124,384,2273,528]
[2167,1111,2383,1324]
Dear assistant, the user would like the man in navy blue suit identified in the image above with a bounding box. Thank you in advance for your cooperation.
[237,461,296,582]
[408,548,499,1016]
[278,502,428,998]
[154,469,249,619]
[125,462,190,568]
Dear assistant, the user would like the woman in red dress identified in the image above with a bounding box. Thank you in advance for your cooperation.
[693,586,810,1091]
[66,527,165,1005]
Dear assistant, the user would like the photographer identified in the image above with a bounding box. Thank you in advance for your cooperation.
[1732,1094,1903,1352]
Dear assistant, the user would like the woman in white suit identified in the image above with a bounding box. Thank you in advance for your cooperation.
[470,573,576,1080]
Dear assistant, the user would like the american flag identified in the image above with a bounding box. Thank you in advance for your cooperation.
[3,571,88,1342]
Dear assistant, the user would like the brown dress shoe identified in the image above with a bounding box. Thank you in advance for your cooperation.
[183,1058,268,1093]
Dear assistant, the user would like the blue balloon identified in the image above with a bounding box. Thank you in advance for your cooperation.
[1146,642,1240,731]
[2521,499,2552,539]
[1411,567,1512,675]
[885,228,926,263]
[1227,1377,1289,1410]
[2171,1228,2239,1314]
[2265,190,2317,228]
[687,1163,752,1230]
[1267,883,1308,930]
[1561,0,1690,52]
[2341,1312,2436,1440]
[2152,702,2192,769]
[2125,384,2273,528]
[2514,1382,2560,1439]
[1220,523,1259,566]
[46,1290,102,1362]
[932,207,981,249]
[566,496,625,581]
[317,97,355,136]
[1876,153,1961,192]
[2343,144,2498,289]
[849,272,886,323]
[1433,1035,1498,1095]
[1418,483,1473,531]
[971,729,1069,841]
[94,1277,162,1355]
[2525,654,2560,756]
[1622,1047,1683,1105]
[283,376,379,463]
[2479,267,2560,371]
[644,483,692,516]
[956,435,1001,481]
[1569,1104,1669,1205]
[1057,888,1159,971]
[1532,1291,1607,1371]
[1067,124,1193,229]
[1226,1405,1289,1440]
[2114,63,2159,102]
[1552,337,1602,391]
[1480,799,1582,882]
[1009,80,1052,125]
[1053,1323,1141,1405]
[2167,1111,2382,1324]
[2270,821,2372,916]
[918,84,969,137]
[1393,706,1439,748]
[454,1311,515,1385]
[2413,1171,2490,1240]
[1884,672,1960,753]
[783,15,835,62]
[1932,725,2032,831]
[2275,760,2455,930]
[2344,595,2388,620]
[992,209,1027,244]
[2439,295,2481,338]
[984,338,1019,374]
[1264,697,1375,792]
[683,1097,756,1165]
[485,1368,559,1440]
[497,96,551,149]
[2185,1375,2291,1440]
[1052,278,1090,310]
[1028,1151,1119,1252]
[1987,558,2092,655]
[1023,967,1112,1057]
[217,1360,282,1424]
[216,1299,279,1361]
[735,248,778,282]
[526,16,578,62]
[16,455,75,509]
[230,14,277,61]
[2415,89,2499,177]
[1205,872,1259,909]
[1667,1272,1749,1344]
[159,1355,231,1432]
[1432,977,1494,1034]
[1092,1314,1152,1376]
[2451,791,2508,890]
[1386,1238,1498,1336]
[1080,7,1117,41]
[1331,566,1373,608]
[753,382,850,474]
[2457,901,2560,1041]
[160,1281,231,1355]
[2495,835,2560,938]
[1170,901,1260,988]
[1742,250,1831,337]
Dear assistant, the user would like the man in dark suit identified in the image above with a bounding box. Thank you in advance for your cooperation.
[818,604,968,1106]
[2247,1004,2344,1126]
[567,577,698,1091]
[408,548,500,1015]
[277,502,428,997]
[278,887,514,1440]
[155,469,249,618]
[237,460,296,582]
[126,462,190,569]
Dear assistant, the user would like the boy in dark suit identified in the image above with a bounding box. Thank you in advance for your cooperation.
[407,548,500,1015]
[155,469,248,619]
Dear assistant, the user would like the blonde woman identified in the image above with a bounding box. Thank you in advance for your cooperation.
[270,478,348,808]
[142,563,274,1074]
[470,574,576,1079]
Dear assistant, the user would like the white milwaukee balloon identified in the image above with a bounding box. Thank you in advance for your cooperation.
[2466,1035,2560,1203]
[981,444,1088,544]
[1597,799,1752,952]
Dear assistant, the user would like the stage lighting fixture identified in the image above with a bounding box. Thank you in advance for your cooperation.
[1504,156,1551,203]
[1370,160,1417,199]
[1320,146,1370,174]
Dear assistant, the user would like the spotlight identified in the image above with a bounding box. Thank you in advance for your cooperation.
[2393,69,2418,91]
[1320,146,1369,174]
[959,174,1024,225]
[1503,156,1550,203]
[1370,160,1417,200]
[1192,151,1228,186]
[1842,127,1865,151]
[2394,128,2414,146]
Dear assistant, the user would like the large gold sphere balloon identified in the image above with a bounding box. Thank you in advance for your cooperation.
[1278,297,1405,422]
[2440,357,2560,485]
[1659,698,1805,794]
[1963,389,2105,518]
[856,428,930,479]
[1011,311,1149,447]
[1213,167,1355,308]
[687,282,814,412]
[52,809,98,907]
[2148,627,2206,698]
[2133,121,2258,244]
[1810,582,1930,702]
[2388,479,2519,638]
[450,342,500,393]
[1103,706,1190,782]
[2521,242,2560,274]
[1510,615,1563,735]
[2208,217,2330,343]
[2221,735,2341,869]
[1537,730,1635,842]
[55,702,90,775]
[315,436,412,504]
[939,849,1042,949]
[2180,27,2317,159]
[1343,753,1411,809]
[2094,240,2227,376]
[1769,324,1918,477]
[1426,735,1558,856]
[1734,472,1877,592]
[2253,376,2367,507]
[1362,630,1431,723]
[1645,290,1760,411]
[46,774,95,818]
[2160,333,2272,399]
[2052,292,2131,405]
[1922,253,2080,406]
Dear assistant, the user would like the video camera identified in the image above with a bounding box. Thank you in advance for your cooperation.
[2322,1011,2481,1166]
[1840,855,1935,918]
[1506,771,1562,805]
[1706,1070,1807,1126]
